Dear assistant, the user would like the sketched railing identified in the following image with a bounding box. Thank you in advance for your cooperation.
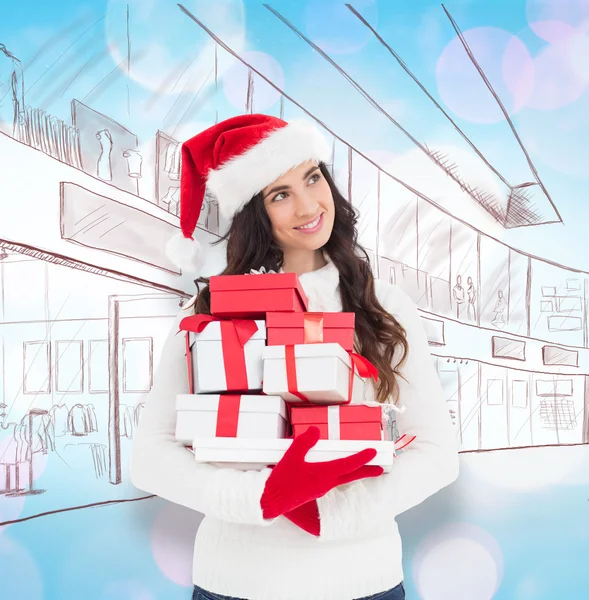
[20,105,83,169]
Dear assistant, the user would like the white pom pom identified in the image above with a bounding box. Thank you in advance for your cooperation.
[165,232,203,273]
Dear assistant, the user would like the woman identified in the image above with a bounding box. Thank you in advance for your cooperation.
[131,114,459,600]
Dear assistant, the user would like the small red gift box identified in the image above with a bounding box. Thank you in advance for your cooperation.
[266,312,355,351]
[210,273,308,319]
[291,404,383,441]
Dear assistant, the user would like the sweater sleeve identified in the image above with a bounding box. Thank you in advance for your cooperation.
[316,285,460,540]
[130,314,275,526]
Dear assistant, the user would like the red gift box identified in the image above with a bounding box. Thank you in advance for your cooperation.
[291,404,383,440]
[210,273,308,319]
[266,312,355,351]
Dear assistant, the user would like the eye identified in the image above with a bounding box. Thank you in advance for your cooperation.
[272,191,288,202]
[308,173,321,185]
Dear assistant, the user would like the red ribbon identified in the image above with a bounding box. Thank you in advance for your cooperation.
[348,352,379,382]
[284,345,378,405]
[285,345,311,403]
[216,395,241,437]
[394,433,416,451]
[180,315,259,392]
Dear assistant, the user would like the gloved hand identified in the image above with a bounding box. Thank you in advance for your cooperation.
[261,426,384,520]
[284,500,321,536]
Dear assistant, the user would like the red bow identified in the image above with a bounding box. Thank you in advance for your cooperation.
[179,315,259,393]
[179,314,259,346]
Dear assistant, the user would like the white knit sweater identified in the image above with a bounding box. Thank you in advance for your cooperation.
[130,260,459,600]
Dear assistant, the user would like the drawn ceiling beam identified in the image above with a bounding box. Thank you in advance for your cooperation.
[176,3,508,235]
[262,3,562,230]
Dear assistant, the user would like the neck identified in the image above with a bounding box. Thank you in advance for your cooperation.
[282,248,327,276]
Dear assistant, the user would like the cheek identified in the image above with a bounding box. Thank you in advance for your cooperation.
[266,205,294,236]
[317,183,335,213]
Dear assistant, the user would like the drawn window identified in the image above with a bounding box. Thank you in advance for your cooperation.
[23,341,51,394]
[55,341,83,393]
[547,316,582,332]
[89,340,108,393]
[486,379,504,405]
[541,286,556,296]
[540,399,577,430]
[542,345,579,367]
[123,338,153,393]
[492,336,526,361]
[421,316,445,346]
[511,380,528,409]
[566,279,581,291]
[557,297,582,312]
[536,379,573,397]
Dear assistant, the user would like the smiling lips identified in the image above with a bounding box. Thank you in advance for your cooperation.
[294,213,324,234]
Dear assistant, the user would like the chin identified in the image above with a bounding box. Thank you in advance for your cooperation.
[300,232,332,252]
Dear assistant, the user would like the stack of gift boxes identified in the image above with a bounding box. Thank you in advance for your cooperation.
[175,271,403,469]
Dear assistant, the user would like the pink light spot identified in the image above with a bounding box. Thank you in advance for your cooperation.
[524,37,588,110]
[150,503,203,587]
[528,20,577,44]
[437,27,534,124]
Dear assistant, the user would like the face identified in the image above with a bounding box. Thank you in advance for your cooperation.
[261,160,335,253]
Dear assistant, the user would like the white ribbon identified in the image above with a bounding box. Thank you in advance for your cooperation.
[327,405,340,440]
[249,266,280,275]
[181,294,198,311]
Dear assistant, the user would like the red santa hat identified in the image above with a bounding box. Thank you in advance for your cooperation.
[165,114,331,271]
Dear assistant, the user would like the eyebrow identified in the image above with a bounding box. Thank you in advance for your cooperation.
[263,165,320,199]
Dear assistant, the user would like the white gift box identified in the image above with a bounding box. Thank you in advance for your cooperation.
[190,437,395,473]
[187,320,266,393]
[262,343,366,404]
[175,394,287,444]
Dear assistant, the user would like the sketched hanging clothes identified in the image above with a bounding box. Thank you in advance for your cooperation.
[0,422,19,465]
[37,413,54,453]
[121,405,134,438]
[123,149,143,178]
[163,141,181,180]
[49,404,69,437]
[68,404,89,436]
[161,186,180,216]
[134,402,145,427]
[84,404,98,433]
[96,129,113,181]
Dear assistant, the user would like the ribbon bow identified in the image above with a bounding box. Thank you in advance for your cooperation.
[179,314,259,347]
[249,266,280,275]
[179,314,259,393]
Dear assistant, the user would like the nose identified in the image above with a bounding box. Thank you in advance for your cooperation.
[293,188,319,218]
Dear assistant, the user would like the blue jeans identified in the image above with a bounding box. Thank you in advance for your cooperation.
[192,582,405,600]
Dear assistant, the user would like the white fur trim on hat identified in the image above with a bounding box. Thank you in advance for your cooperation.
[165,231,203,274]
[206,120,331,219]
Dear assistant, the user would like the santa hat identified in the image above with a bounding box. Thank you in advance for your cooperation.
[165,114,331,271]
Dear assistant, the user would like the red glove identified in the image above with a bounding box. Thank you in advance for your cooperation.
[261,426,383,520]
[284,500,321,536]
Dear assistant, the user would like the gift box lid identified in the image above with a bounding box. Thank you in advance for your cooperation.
[262,342,351,363]
[188,319,266,342]
[210,272,308,308]
[176,394,287,419]
[291,404,382,425]
[190,437,395,471]
[265,312,355,329]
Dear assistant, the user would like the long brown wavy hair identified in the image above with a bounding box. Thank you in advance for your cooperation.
[194,162,408,404]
